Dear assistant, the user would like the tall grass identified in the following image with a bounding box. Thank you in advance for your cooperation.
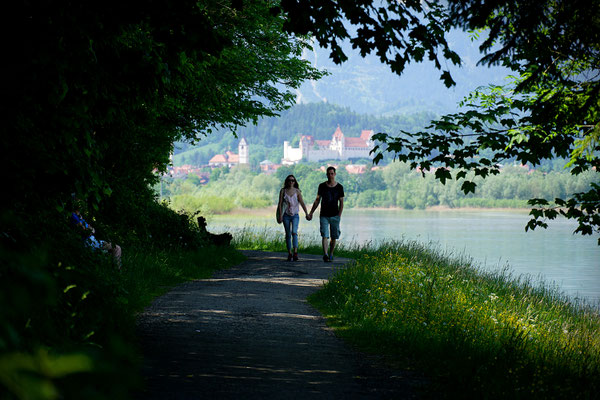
[232,229,600,399]
[231,224,389,259]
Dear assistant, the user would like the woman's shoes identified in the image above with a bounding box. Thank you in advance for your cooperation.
[293,252,298,261]
[287,253,293,261]
[323,254,329,262]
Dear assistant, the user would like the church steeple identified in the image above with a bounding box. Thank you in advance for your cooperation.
[238,137,248,164]
[333,125,344,140]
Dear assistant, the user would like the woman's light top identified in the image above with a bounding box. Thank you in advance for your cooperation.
[284,190,300,215]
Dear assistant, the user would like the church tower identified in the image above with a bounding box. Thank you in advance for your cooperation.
[238,137,249,164]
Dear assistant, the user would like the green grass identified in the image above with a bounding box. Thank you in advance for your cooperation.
[232,229,600,399]
[116,245,246,312]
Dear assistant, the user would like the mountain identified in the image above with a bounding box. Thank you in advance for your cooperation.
[295,29,512,116]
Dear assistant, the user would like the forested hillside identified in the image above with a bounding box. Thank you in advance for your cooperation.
[173,102,436,166]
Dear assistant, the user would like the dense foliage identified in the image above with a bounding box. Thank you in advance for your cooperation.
[161,162,598,215]
[279,0,600,242]
[1,0,323,398]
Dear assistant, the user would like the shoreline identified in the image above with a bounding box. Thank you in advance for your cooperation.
[213,205,531,217]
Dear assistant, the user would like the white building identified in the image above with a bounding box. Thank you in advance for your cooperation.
[208,138,249,167]
[238,137,248,164]
[282,126,374,164]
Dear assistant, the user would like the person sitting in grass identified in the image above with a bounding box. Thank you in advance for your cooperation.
[69,196,122,269]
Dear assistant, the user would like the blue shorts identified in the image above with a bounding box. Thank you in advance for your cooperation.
[320,216,341,239]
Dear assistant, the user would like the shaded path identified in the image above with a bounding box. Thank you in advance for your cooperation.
[135,250,425,399]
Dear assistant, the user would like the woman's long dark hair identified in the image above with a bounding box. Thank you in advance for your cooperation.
[283,174,299,189]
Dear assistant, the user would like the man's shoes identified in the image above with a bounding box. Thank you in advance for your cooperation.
[323,254,329,262]
[328,253,334,262]
[287,253,293,261]
[293,252,299,261]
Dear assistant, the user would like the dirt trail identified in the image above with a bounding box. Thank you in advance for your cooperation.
[135,250,425,399]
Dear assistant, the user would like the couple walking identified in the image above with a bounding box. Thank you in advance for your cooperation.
[277,166,344,262]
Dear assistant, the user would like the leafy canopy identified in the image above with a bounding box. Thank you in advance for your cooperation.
[4,0,324,240]
[1,1,325,396]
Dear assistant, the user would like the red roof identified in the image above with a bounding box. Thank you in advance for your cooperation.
[226,151,239,163]
[209,151,239,163]
[316,140,331,147]
[333,126,344,140]
[360,130,374,141]
[344,137,368,148]
[209,154,228,163]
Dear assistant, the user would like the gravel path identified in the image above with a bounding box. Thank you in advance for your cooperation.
[135,250,426,399]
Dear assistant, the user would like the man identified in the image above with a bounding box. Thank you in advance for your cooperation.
[308,166,344,262]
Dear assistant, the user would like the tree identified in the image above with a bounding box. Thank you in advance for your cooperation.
[4,0,324,241]
[280,0,600,243]
[1,1,327,396]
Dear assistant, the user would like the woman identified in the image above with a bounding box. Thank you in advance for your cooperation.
[278,175,309,261]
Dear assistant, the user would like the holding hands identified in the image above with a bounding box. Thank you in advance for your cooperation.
[306,212,313,221]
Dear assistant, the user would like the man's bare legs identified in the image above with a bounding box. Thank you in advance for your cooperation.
[329,238,336,260]
[322,237,336,261]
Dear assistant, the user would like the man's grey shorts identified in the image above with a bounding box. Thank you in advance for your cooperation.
[319,215,341,239]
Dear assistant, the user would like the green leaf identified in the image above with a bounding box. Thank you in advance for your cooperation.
[461,181,476,194]
[440,71,456,88]
[434,168,452,185]
[63,284,77,294]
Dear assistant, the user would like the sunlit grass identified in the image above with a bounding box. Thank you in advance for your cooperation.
[230,228,600,398]
[315,246,600,398]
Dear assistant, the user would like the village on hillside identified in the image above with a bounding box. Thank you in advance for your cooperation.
[167,126,379,182]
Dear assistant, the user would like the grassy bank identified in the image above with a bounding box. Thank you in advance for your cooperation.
[233,230,600,399]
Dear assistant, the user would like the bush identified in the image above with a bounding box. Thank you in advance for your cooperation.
[0,194,224,399]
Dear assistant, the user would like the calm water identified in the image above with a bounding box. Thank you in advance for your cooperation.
[208,209,600,305]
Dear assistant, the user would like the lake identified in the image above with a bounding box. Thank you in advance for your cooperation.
[207,208,600,306]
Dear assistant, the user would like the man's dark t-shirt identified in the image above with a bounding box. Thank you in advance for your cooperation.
[318,182,345,217]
